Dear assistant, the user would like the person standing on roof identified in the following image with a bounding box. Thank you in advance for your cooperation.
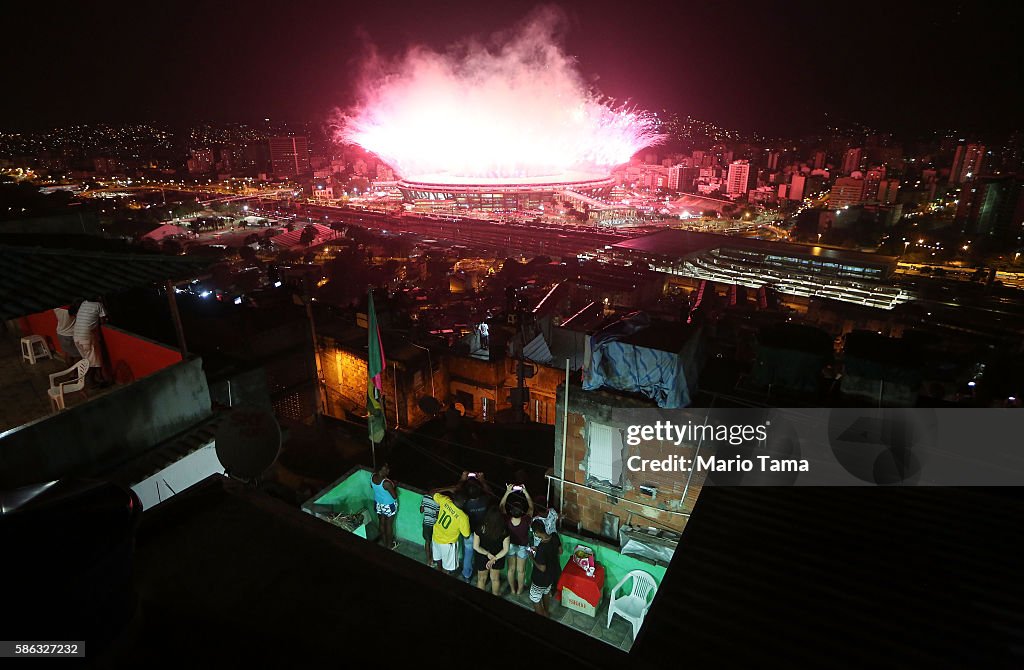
[53,299,82,363]
[501,483,534,596]
[527,519,562,618]
[432,488,470,576]
[460,472,494,582]
[73,295,109,388]
[371,463,399,551]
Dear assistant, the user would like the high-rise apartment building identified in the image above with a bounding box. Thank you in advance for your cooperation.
[877,179,900,205]
[830,176,866,209]
[950,143,985,184]
[726,160,751,198]
[955,176,1024,244]
[269,136,311,178]
[842,148,863,175]
[789,174,807,201]
[668,164,685,191]
[864,166,886,202]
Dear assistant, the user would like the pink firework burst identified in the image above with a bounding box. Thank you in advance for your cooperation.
[332,12,662,183]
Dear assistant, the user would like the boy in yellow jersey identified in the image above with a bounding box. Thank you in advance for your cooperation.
[431,491,470,575]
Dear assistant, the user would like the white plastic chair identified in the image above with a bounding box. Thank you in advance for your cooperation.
[21,335,53,364]
[607,569,658,640]
[48,359,90,411]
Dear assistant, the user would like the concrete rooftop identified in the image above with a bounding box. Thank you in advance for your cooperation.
[0,334,117,435]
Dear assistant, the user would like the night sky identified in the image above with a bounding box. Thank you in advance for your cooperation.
[3,0,1019,137]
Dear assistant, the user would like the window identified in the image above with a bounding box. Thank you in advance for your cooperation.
[455,390,474,412]
[587,422,624,487]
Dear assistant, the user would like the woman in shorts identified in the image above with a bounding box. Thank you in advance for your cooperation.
[500,483,534,595]
[473,505,510,595]
[370,463,399,550]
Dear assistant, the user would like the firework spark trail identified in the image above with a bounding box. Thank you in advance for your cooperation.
[332,10,662,182]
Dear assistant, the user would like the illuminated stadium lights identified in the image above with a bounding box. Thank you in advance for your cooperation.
[398,174,616,213]
[613,231,912,310]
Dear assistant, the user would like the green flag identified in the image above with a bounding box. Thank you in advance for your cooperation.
[367,290,386,444]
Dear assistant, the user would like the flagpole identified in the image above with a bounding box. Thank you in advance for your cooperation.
[367,287,387,469]
[373,383,387,469]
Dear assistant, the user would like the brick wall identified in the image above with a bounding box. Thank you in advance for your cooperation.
[554,386,702,537]
[319,336,566,428]
[319,337,442,429]
[446,354,563,424]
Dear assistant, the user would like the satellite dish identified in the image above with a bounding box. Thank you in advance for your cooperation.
[418,396,441,415]
[453,402,466,416]
[215,406,282,481]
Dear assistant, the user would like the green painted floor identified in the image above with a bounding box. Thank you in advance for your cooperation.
[391,539,636,652]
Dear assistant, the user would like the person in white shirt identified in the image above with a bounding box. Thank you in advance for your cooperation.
[73,296,109,386]
[53,299,81,363]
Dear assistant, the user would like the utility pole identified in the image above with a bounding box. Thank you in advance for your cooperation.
[506,295,534,422]
[303,275,325,425]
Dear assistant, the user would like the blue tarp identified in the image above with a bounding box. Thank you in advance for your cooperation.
[583,313,693,408]
[584,341,691,408]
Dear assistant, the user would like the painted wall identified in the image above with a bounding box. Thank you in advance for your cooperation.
[306,467,666,598]
[102,325,183,381]
[308,467,425,544]
[18,310,182,379]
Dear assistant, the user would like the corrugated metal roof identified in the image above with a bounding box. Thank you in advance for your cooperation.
[0,246,213,320]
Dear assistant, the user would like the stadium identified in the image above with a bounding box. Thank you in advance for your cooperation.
[396,171,617,213]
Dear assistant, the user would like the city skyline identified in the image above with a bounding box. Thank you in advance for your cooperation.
[2,0,1020,137]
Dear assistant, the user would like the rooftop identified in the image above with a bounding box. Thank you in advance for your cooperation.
[0,334,116,434]
[97,475,623,665]
[303,467,668,652]
[0,245,212,320]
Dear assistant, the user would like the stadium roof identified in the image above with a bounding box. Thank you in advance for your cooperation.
[0,246,212,320]
[611,229,897,267]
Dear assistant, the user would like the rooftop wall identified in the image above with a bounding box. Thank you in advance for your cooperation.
[18,310,183,381]
[0,356,212,489]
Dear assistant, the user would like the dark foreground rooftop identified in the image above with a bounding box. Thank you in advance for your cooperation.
[0,245,212,320]
[8,473,1022,667]
[73,477,1022,667]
